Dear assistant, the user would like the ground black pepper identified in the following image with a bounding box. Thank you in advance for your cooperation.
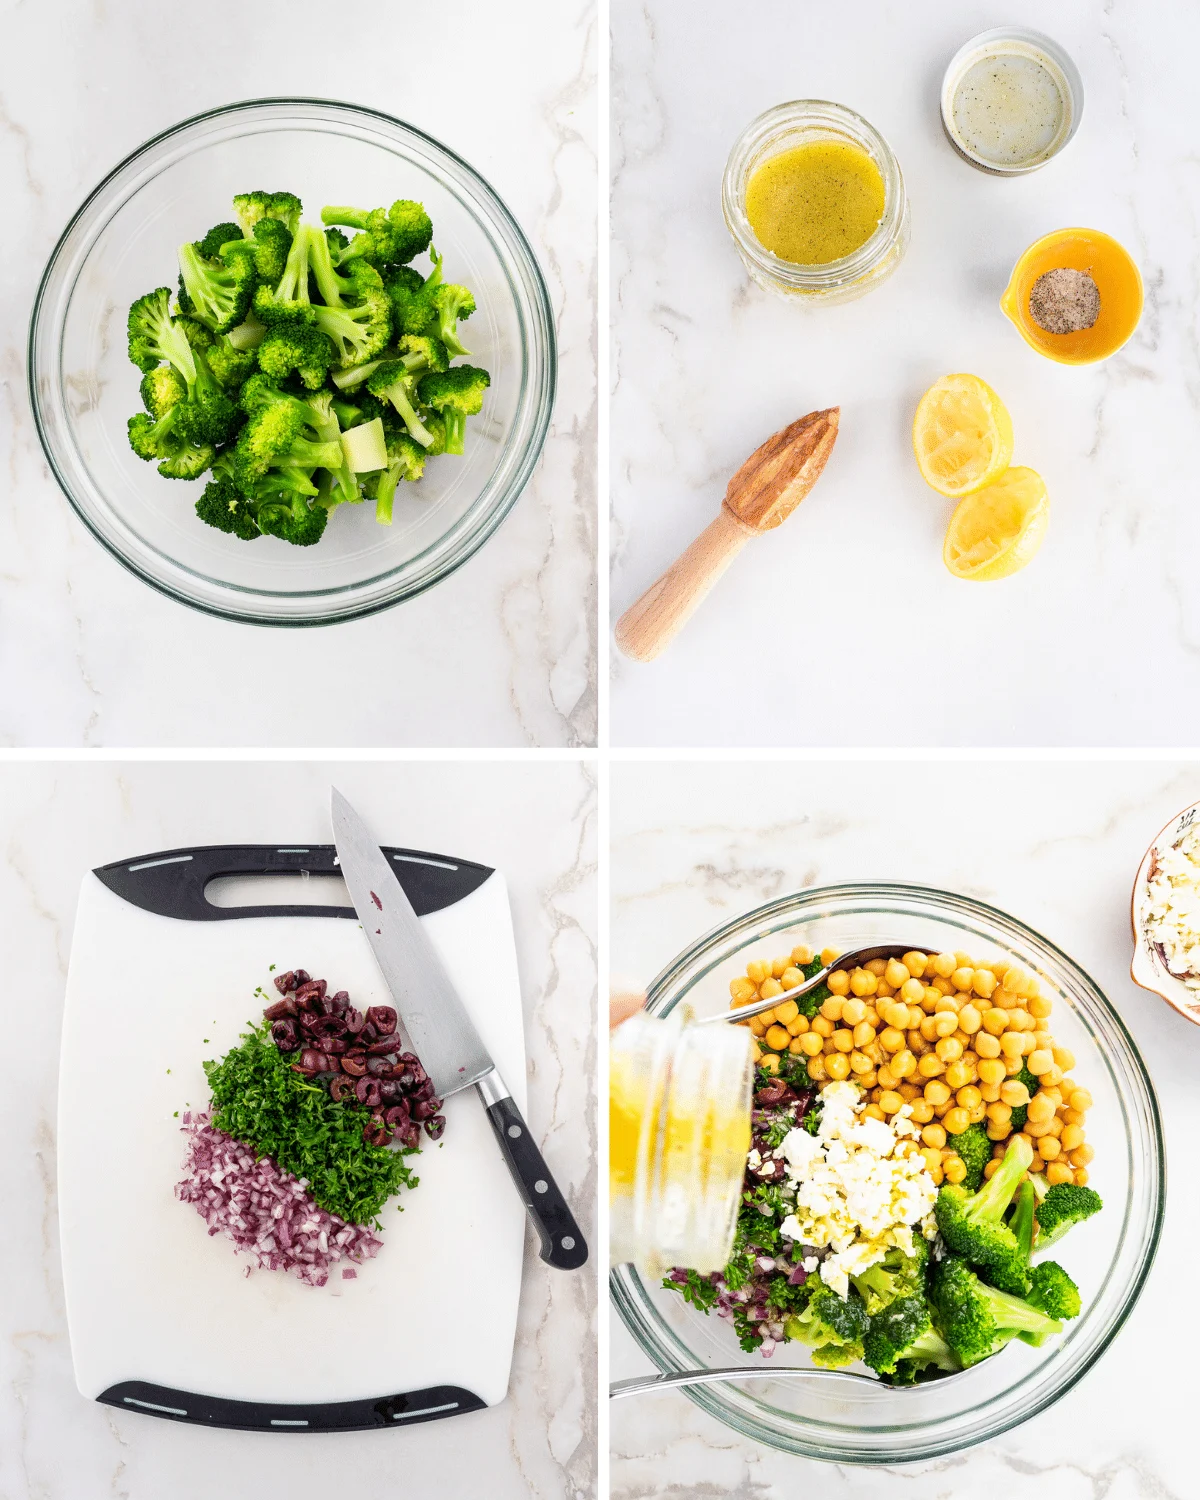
[1029,267,1101,335]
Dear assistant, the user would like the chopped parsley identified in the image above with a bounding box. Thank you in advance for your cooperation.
[204,1022,418,1226]
[662,1268,720,1313]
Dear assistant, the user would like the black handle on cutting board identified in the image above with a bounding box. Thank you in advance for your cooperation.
[93,843,493,921]
[98,1379,486,1433]
[484,1091,589,1271]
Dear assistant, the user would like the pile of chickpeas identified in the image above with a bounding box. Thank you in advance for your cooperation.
[732,946,1094,1190]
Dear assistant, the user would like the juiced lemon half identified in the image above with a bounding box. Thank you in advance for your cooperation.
[913,373,1014,497]
[943,466,1049,581]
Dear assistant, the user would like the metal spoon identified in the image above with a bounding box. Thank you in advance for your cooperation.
[610,1358,981,1399]
[699,944,924,1028]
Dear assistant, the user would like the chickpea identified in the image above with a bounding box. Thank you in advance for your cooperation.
[979,1081,1002,1103]
[956,1085,983,1110]
[787,1015,809,1036]
[1039,1137,1062,1160]
[748,1016,768,1037]
[986,1119,1012,1141]
[853,1020,876,1049]
[936,1036,964,1063]
[730,976,757,1003]
[986,1101,1012,1125]
[1029,994,1053,1019]
[1070,1144,1094,1167]
[908,1098,935,1124]
[999,1079,1029,1108]
[788,1038,807,1056]
[820,948,839,967]
[892,1050,917,1079]
[746,960,769,985]
[1026,1092,1055,1124]
[850,1050,873,1075]
[902,952,928,979]
[862,1103,886,1121]
[1074,1167,1090,1186]
[918,1054,945,1079]
[900,978,925,1004]
[942,1107,970,1135]
[850,970,878,998]
[982,1008,1009,1036]
[1059,1123,1085,1152]
[1069,1089,1093,1113]
[924,1080,952,1107]
[825,1052,851,1081]
[943,1157,967,1185]
[977,1058,1006,1086]
[934,1013,960,1039]
[885,959,911,990]
[791,945,814,966]
[932,953,957,979]
[806,1053,827,1081]
[827,969,850,997]
[958,1004,982,1035]
[800,1033,823,1057]
[812,1016,834,1038]
[921,1122,947,1149]
[774,999,800,1024]
[974,1032,1001,1060]
[1046,1162,1074,1186]
[919,1015,939,1043]
[759,1053,781,1075]
[982,1159,1001,1180]
[972,969,998,999]
[765,1024,790,1052]
[838,997,863,1026]
[944,1060,973,1090]
[999,1032,1026,1059]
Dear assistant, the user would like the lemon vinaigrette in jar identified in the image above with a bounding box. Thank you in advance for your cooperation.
[610,1008,754,1276]
[723,101,909,304]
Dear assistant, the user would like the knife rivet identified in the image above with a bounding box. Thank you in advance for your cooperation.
[535,1179,548,1194]
[507,1125,522,1139]
[561,1237,575,1250]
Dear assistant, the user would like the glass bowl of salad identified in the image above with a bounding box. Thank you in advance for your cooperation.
[610,882,1164,1462]
[27,98,555,626]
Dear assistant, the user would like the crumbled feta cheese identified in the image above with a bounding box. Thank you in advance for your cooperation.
[776,1081,938,1297]
[1146,822,1200,994]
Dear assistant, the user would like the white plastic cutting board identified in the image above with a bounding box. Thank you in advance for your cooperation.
[59,869,526,1415]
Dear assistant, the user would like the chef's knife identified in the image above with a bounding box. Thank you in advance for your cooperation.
[331,789,588,1272]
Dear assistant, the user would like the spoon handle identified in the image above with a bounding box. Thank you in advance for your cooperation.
[614,504,753,663]
[610,1364,874,1398]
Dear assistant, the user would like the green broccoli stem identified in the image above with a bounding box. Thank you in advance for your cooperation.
[381,379,434,448]
[306,226,346,307]
[971,1135,1033,1221]
[375,462,403,525]
[443,408,466,455]
[1009,1180,1036,1262]
[978,1279,1063,1337]
[227,317,267,351]
[281,438,345,470]
[331,358,387,391]
[321,206,370,230]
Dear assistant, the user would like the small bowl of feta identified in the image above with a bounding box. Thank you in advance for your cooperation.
[1131,800,1200,1023]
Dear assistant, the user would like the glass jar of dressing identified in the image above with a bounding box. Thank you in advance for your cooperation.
[610,1007,754,1277]
[722,100,910,305]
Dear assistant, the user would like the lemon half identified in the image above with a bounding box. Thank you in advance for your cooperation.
[913,373,1014,497]
[943,466,1049,581]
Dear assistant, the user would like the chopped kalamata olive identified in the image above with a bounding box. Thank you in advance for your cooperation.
[321,1036,348,1055]
[397,1122,421,1151]
[310,1014,347,1038]
[406,1064,429,1091]
[363,1117,391,1148]
[366,1005,397,1033]
[410,1077,436,1102]
[341,1053,368,1078]
[298,1048,323,1073]
[343,1007,365,1034]
[397,1053,420,1069]
[271,1018,299,1051]
[355,1077,383,1108]
[273,971,298,994]
[383,1102,410,1128]
[290,1062,318,1079]
[755,1078,790,1107]
[424,1115,446,1141]
[330,990,350,1011]
[411,1097,443,1121]
[367,1034,401,1056]
[329,1075,357,1103]
[293,969,311,986]
[359,1022,378,1043]
[264,997,297,1021]
[394,1069,415,1091]
[379,1079,399,1101]
[366,1055,392,1078]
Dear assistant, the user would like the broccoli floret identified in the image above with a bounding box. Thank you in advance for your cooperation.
[127,408,215,479]
[384,264,434,337]
[128,287,197,374]
[322,199,433,266]
[928,1255,1063,1368]
[864,1294,960,1379]
[224,216,293,285]
[981,1178,1037,1297]
[934,1135,1032,1282]
[196,221,244,259]
[304,229,393,368]
[256,483,329,546]
[366,358,436,448]
[783,1276,868,1369]
[849,1242,928,1316]
[397,332,450,375]
[1008,1065,1038,1132]
[370,431,427,524]
[252,222,319,325]
[1035,1184,1103,1248]
[204,334,258,392]
[232,399,344,488]
[139,364,186,418]
[195,471,262,539]
[420,408,448,456]
[257,320,334,390]
[428,280,476,358]
[177,241,256,334]
[416,364,491,455]
[1025,1261,1081,1323]
[232,190,303,238]
[953,1123,991,1192]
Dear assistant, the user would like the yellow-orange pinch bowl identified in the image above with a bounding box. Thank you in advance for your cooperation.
[1001,227,1143,365]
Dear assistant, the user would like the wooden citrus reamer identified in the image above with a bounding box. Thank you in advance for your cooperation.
[614,408,840,662]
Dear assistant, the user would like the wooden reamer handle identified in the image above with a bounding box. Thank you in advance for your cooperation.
[613,505,754,663]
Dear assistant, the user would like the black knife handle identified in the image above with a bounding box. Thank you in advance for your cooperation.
[482,1089,588,1271]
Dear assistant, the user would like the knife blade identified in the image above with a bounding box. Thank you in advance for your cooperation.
[330,788,588,1272]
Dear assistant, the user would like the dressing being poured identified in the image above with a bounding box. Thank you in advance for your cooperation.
[744,138,885,266]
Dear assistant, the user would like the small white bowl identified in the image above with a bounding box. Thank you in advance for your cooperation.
[1130,798,1200,1024]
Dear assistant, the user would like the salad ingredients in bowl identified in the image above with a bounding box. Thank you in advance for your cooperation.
[610,884,1162,1462]
[127,188,489,545]
[1131,800,1200,1022]
[667,945,1101,1383]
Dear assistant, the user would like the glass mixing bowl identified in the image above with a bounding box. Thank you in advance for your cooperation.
[28,98,555,626]
[610,883,1164,1462]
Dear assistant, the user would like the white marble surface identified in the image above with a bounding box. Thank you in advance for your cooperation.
[610,758,1200,1496]
[0,0,596,748]
[610,0,1200,747]
[0,760,596,1499]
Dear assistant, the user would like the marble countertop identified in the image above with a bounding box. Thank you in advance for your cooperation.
[610,758,1199,1496]
[0,760,596,1499]
[0,0,596,748]
[611,0,1200,747]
